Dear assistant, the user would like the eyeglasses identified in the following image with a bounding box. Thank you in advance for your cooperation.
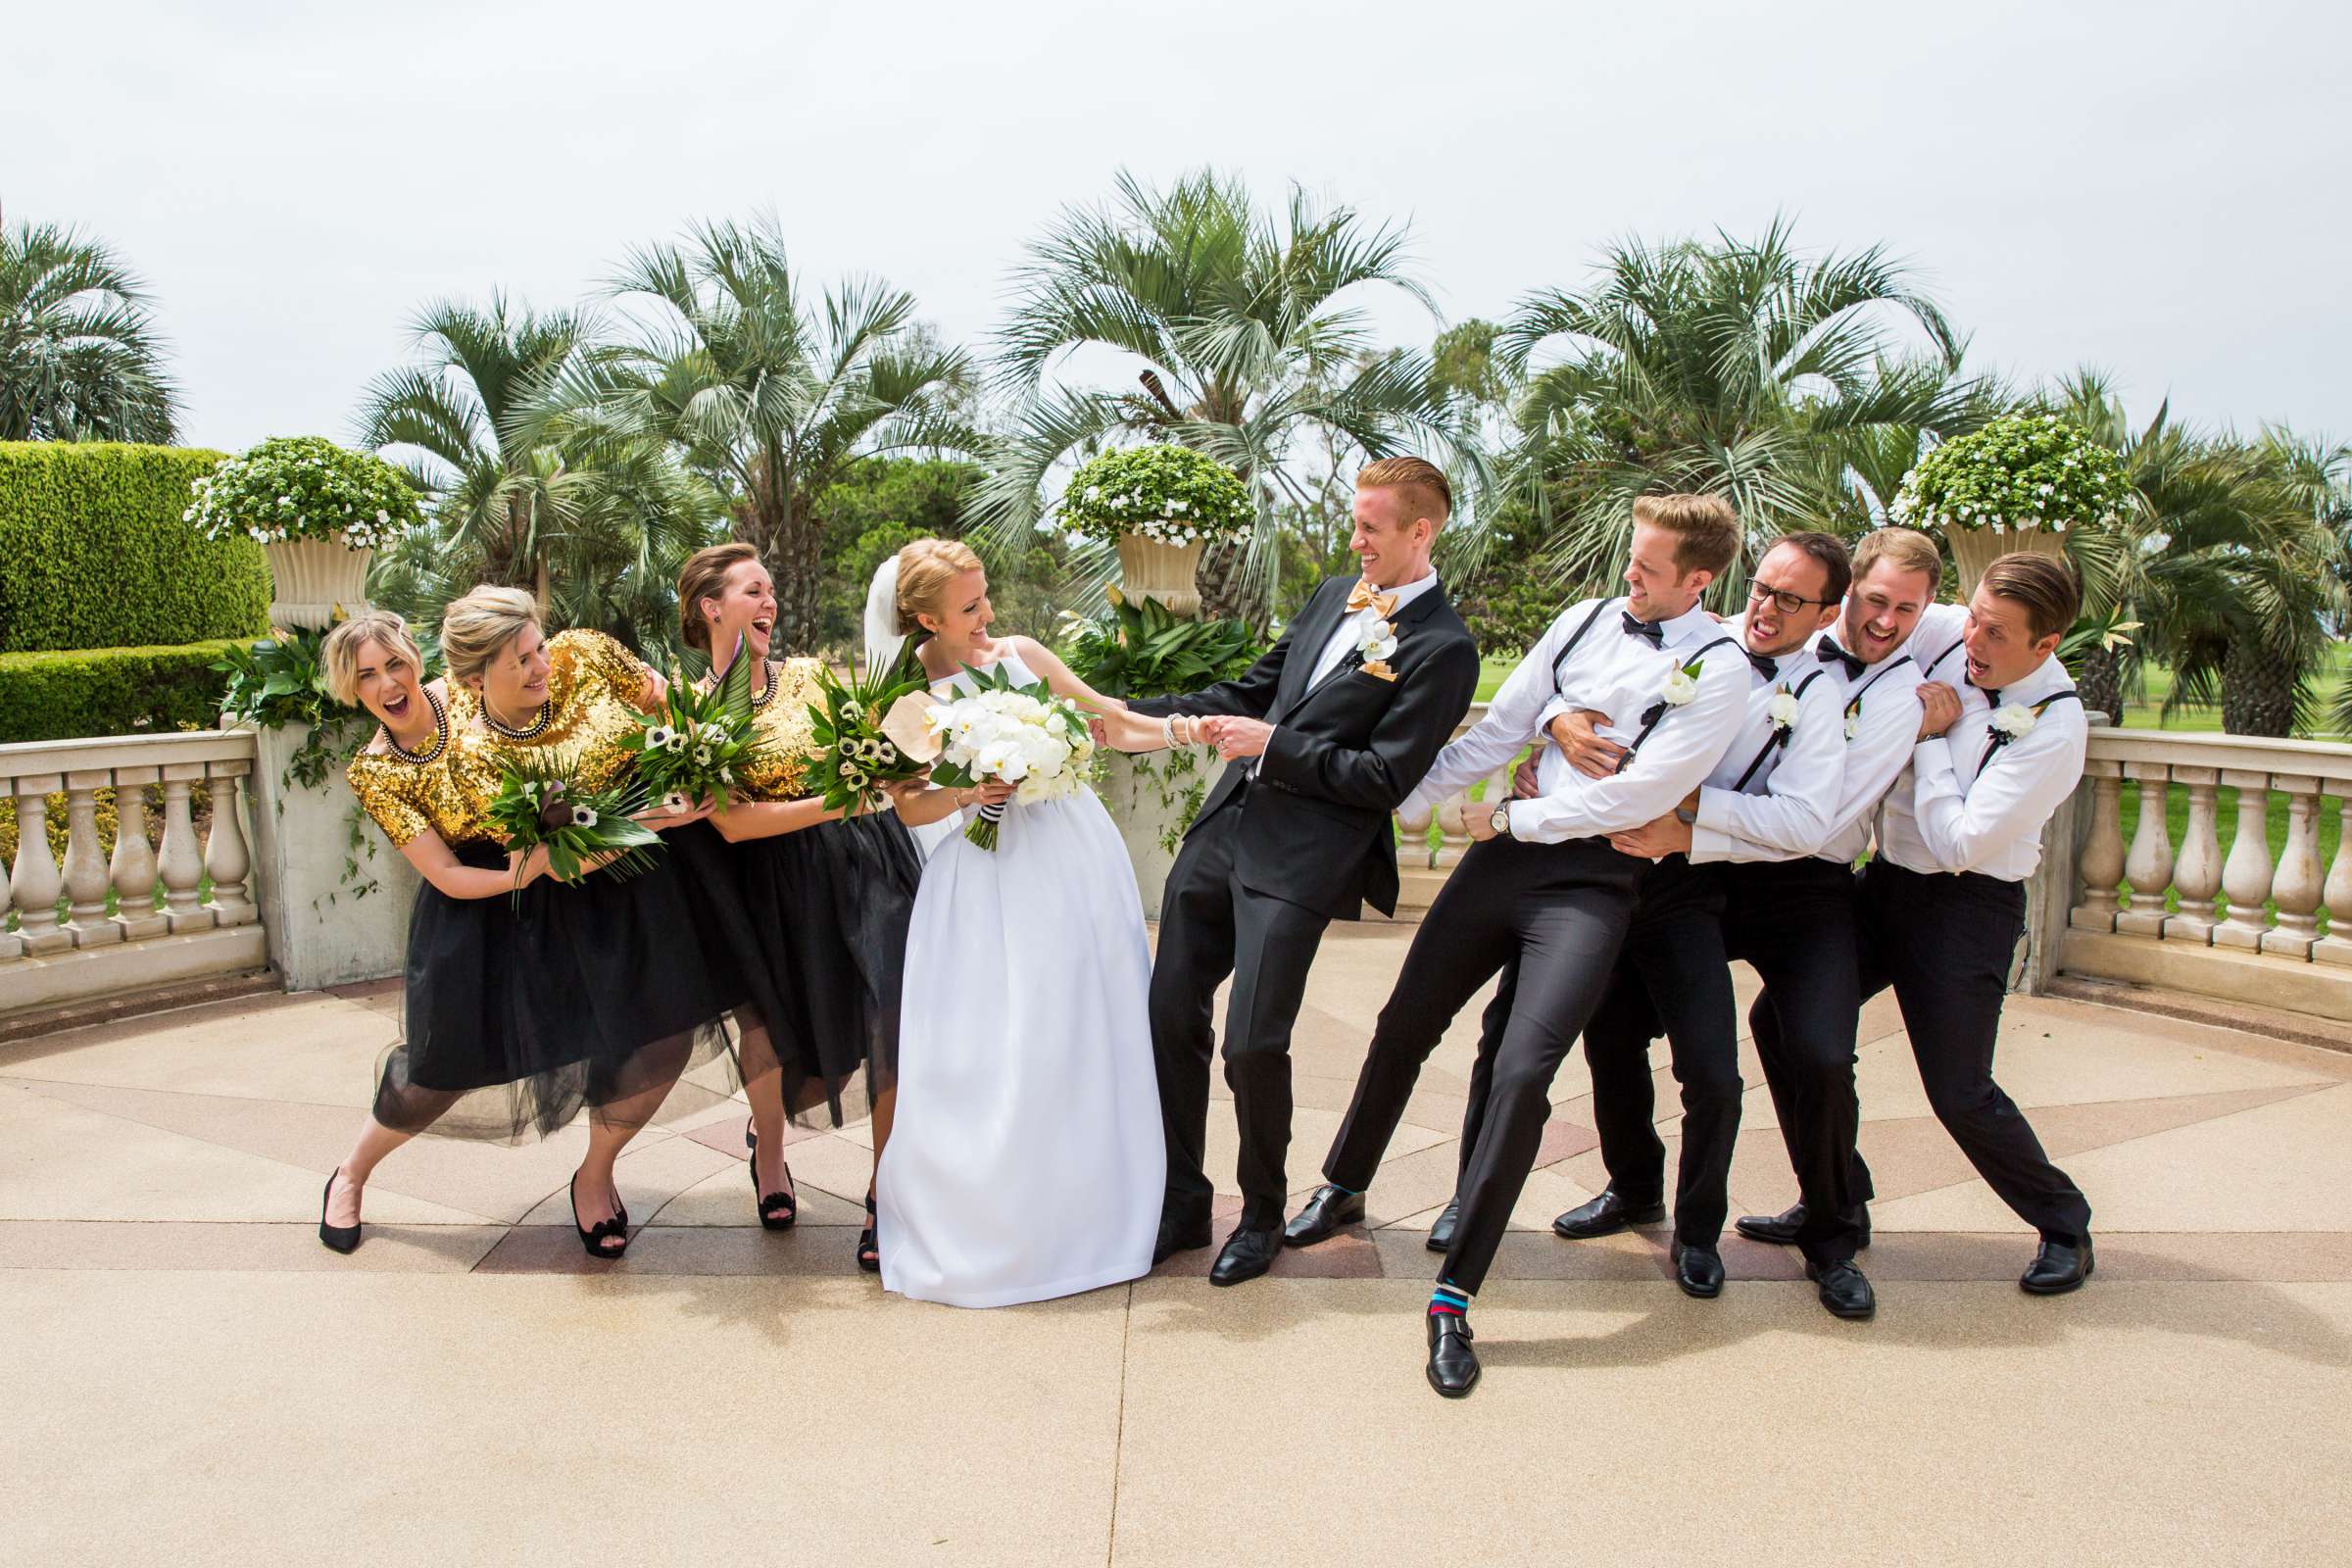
[1747,580,1839,616]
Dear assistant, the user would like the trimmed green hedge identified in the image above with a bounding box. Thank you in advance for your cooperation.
[0,442,270,653]
[0,640,239,744]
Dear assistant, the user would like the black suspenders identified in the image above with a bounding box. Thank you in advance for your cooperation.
[1617,633,1741,773]
[1732,668,1826,792]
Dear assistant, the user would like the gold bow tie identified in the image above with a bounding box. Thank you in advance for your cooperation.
[1346,582,1399,617]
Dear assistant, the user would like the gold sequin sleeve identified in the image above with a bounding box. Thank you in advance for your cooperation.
[736,658,826,801]
[345,752,436,848]
[557,627,658,712]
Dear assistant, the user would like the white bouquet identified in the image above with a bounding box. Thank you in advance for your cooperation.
[878,664,1097,851]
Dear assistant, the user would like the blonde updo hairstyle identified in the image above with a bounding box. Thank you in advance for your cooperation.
[319,611,424,708]
[438,585,544,690]
[894,538,984,635]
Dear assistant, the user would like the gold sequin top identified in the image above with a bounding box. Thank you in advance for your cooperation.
[345,684,486,849]
[734,657,825,801]
[449,628,661,816]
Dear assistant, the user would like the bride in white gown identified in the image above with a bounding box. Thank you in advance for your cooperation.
[869,539,1174,1307]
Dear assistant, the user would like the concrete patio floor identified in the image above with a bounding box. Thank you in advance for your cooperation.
[6,921,2351,1566]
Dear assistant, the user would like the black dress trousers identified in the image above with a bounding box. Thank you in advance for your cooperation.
[1855,859,2091,1241]
[1148,786,1335,1232]
[1723,856,1869,1264]
[1324,834,1642,1295]
[1577,855,1743,1248]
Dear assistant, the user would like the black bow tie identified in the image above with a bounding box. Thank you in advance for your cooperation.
[1816,636,1865,679]
[1974,682,2002,710]
[1745,650,1778,679]
[1620,611,1664,647]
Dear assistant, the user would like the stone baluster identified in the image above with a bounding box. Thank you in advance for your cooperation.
[60,773,121,949]
[0,782,19,962]
[1396,793,1439,869]
[158,766,213,933]
[2164,767,2223,944]
[2070,765,2125,931]
[2115,761,2174,937]
[11,778,73,956]
[204,761,257,926]
[2261,774,2325,958]
[110,770,167,943]
[2312,795,2352,966]
[2213,770,2276,951]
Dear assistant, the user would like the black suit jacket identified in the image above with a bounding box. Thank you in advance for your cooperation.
[1132,575,1480,920]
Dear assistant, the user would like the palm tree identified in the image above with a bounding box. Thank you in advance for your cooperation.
[0,210,177,442]
[544,215,975,654]
[2045,371,2342,736]
[1497,220,1986,607]
[978,169,1474,626]
[356,294,587,599]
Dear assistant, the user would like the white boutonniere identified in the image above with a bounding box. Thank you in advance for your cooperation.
[1767,687,1801,736]
[1656,656,1701,708]
[1355,617,1399,681]
[1842,695,1861,741]
[1988,704,2036,747]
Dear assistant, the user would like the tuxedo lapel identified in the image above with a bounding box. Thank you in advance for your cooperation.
[1268,579,1349,726]
[1290,578,1447,717]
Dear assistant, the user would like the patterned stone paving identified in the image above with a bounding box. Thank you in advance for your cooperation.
[4,922,2350,1566]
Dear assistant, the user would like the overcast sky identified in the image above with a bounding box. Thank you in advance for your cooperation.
[9,0,2345,454]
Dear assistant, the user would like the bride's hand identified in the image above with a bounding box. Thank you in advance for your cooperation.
[974,778,1016,808]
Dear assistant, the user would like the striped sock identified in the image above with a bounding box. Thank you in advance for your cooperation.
[1429,1283,1471,1317]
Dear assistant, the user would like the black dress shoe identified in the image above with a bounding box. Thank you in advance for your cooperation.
[1806,1257,1877,1319]
[1552,1187,1667,1241]
[1209,1226,1281,1287]
[318,1168,361,1255]
[1425,1312,1479,1397]
[1424,1198,1460,1253]
[1735,1201,1872,1249]
[2021,1235,2094,1296]
[1671,1241,1725,1298]
[1283,1185,1365,1248]
[1152,1213,1213,1266]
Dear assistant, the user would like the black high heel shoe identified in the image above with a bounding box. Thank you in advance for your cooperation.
[857,1191,880,1273]
[318,1168,361,1255]
[569,1172,629,1260]
[745,1118,798,1231]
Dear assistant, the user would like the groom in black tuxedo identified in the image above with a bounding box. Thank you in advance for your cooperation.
[1128,457,1480,1287]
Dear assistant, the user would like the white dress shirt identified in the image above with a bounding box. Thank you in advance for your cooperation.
[1902,601,1970,683]
[1689,645,1850,864]
[1877,650,2087,881]
[1402,596,1749,845]
[1807,625,1927,866]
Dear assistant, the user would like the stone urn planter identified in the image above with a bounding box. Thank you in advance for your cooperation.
[1948,526,2067,600]
[241,719,419,990]
[1098,745,1215,919]
[1114,534,1205,617]
[265,536,373,630]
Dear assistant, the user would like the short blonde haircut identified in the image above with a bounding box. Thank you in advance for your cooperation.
[894,538,984,634]
[1851,525,1943,587]
[677,541,760,652]
[1632,493,1741,576]
[438,585,542,687]
[320,612,423,707]
[1356,456,1452,527]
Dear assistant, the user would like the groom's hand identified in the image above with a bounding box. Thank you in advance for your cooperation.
[1203,716,1274,760]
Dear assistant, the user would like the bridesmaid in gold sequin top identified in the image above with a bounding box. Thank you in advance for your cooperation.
[678,543,926,1268]
[431,586,749,1258]
[316,612,574,1254]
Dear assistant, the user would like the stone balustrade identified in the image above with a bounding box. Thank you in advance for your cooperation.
[1,730,268,1019]
[2059,727,2352,1018]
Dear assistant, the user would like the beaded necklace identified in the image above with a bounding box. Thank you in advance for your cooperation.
[384,687,450,764]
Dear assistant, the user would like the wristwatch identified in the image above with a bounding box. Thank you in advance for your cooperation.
[1675,806,1697,825]
[1489,804,1512,838]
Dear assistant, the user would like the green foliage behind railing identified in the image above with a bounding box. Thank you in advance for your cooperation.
[0,639,248,743]
[0,442,268,653]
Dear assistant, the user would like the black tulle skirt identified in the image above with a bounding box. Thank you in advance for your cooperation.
[372,842,739,1144]
[724,810,922,1110]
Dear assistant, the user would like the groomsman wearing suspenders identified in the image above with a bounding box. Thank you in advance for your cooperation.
[1282,493,1751,1398]
[1859,551,2096,1294]
[1717,527,1937,1316]
[1538,533,1854,1302]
